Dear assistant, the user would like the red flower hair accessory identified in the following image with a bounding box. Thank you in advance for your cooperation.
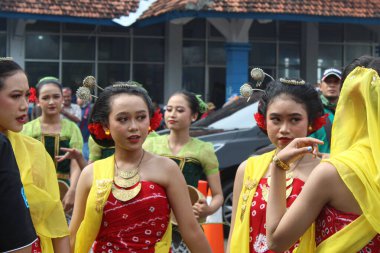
[88,123,112,140]
[311,113,329,133]
[149,109,163,132]
[29,87,37,103]
[254,112,266,131]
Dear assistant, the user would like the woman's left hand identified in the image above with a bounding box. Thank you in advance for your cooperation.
[276,137,323,165]
[56,147,82,162]
[193,199,211,219]
[62,188,75,213]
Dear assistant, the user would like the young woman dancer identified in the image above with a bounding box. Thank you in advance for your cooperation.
[0,58,69,252]
[69,83,212,253]
[227,77,326,253]
[265,59,380,252]
[143,91,223,252]
[22,77,83,211]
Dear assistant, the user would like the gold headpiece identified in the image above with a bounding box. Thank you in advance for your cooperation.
[112,80,142,88]
[240,67,274,101]
[0,57,13,62]
[76,75,101,103]
[279,78,305,86]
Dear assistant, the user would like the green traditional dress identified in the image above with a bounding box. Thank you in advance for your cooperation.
[143,134,219,188]
[143,134,219,252]
[22,118,83,185]
[88,136,115,162]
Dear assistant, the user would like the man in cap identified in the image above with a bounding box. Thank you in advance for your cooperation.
[310,68,342,154]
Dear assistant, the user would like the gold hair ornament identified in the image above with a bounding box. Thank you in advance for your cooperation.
[76,75,103,103]
[279,78,305,86]
[0,57,13,62]
[83,76,104,91]
[240,83,265,102]
[240,67,274,102]
[112,80,143,88]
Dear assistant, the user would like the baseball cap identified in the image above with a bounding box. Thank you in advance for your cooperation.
[322,68,342,81]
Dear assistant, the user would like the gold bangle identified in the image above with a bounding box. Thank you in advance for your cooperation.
[272,155,290,171]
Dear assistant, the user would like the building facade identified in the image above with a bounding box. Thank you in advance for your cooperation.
[1,1,380,108]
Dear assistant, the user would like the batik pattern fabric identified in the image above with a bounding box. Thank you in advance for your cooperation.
[316,206,380,252]
[248,177,304,253]
[93,181,170,252]
[230,151,315,253]
[74,155,172,253]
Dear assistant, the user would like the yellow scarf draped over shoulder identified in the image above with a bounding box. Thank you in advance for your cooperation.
[8,131,69,252]
[230,150,315,253]
[74,155,172,253]
[307,67,380,252]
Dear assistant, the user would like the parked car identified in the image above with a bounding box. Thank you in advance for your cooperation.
[158,93,273,233]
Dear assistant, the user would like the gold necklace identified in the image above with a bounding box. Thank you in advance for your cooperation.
[262,156,303,203]
[112,150,145,201]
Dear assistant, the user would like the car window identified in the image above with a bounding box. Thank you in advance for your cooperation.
[208,102,258,130]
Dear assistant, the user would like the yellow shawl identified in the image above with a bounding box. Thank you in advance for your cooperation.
[309,67,380,252]
[230,150,315,252]
[7,131,69,252]
[74,155,172,253]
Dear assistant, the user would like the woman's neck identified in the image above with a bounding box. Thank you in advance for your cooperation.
[114,147,145,167]
[40,114,61,124]
[168,129,191,146]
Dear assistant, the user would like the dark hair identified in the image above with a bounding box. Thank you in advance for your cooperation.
[36,76,62,97]
[171,90,202,115]
[258,78,324,133]
[0,59,24,90]
[342,55,380,83]
[90,85,154,147]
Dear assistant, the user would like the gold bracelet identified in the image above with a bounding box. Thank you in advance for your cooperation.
[272,155,290,171]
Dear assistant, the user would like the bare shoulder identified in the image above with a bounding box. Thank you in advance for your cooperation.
[144,151,178,171]
[306,161,341,192]
[80,163,94,188]
[235,159,248,181]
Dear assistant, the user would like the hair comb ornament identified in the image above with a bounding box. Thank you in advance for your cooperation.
[279,78,305,86]
[0,57,13,62]
[241,68,274,102]
[76,76,101,103]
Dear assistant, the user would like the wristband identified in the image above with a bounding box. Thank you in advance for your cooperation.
[272,155,290,171]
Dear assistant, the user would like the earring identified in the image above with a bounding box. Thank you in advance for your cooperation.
[308,125,313,132]
[105,129,110,135]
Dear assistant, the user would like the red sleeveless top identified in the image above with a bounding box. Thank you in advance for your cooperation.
[316,206,380,252]
[249,177,304,253]
[93,181,170,252]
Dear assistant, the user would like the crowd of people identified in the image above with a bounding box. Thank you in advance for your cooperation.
[1,54,380,253]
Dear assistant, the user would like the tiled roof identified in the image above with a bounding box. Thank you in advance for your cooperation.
[1,0,380,21]
[141,0,380,19]
[0,0,139,19]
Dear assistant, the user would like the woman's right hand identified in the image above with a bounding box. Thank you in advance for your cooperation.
[276,137,323,165]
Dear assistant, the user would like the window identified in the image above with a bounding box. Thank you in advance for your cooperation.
[25,62,59,88]
[26,34,59,59]
[62,36,95,60]
[25,22,165,102]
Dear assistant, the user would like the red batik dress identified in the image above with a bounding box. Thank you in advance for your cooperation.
[93,181,171,252]
[316,206,380,252]
[249,176,304,253]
